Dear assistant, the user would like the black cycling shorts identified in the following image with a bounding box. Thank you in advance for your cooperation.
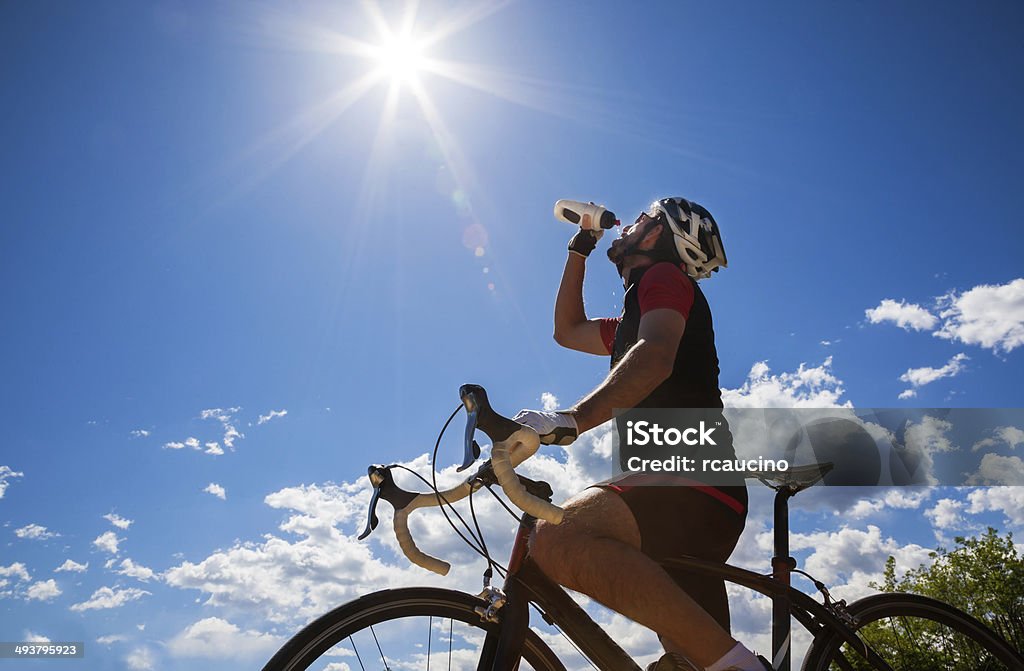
[593,482,748,632]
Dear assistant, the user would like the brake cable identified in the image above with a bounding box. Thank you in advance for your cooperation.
[393,403,507,574]
[391,463,490,563]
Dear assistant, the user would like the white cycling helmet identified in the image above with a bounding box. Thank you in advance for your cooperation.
[648,197,728,279]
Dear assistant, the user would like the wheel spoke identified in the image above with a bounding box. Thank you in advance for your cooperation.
[349,635,366,671]
[370,625,390,671]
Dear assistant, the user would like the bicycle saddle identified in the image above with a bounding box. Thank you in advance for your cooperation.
[747,462,834,493]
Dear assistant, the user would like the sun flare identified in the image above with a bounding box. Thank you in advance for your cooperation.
[374,32,426,84]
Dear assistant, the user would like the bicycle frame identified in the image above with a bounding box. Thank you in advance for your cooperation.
[485,487,886,671]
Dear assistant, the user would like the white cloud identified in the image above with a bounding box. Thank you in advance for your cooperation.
[971,426,1024,452]
[925,498,964,529]
[56,559,88,573]
[27,579,61,601]
[965,454,1024,486]
[540,393,558,412]
[200,407,240,422]
[125,646,155,670]
[15,524,59,540]
[905,417,957,455]
[899,353,968,389]
[201,407,244,450]
[104,513,133,530]
[70,586,150,612]
[722,357,850,408]
[169,436,227,454]
[0,563,31,583]
[843,490,930,520]
[883,489,931,509]
[116,559,156,582]
[263,483,366,524]
[93,531,122,555]
[258,409,288,425]
[130,429,150,438]
[788,525,933,601]
[935,278,1024,353]
[167,617,282,659]
[845,499,886,519]
[895,416,958,486]
[223,426,242,449]
[23,631,50,643]
[897,389,917,400]
[967,487,1024,527]
[0,465,24,499]
[865,299,938,331]
[204,483,226,500]
[96,634,127,645]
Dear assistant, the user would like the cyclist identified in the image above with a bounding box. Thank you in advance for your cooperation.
[514,198,769,671]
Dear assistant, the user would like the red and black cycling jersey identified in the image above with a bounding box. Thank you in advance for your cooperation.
[602,261,724,408]
[600,261,745,515]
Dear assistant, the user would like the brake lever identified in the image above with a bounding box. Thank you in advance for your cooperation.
[458,391,482,472]
[358,465,419,540]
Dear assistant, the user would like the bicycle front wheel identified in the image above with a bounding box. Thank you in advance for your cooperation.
[261,587,567,671]
[802,592,1024,671]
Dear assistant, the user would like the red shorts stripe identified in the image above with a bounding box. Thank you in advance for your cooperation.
[604,474,746,516]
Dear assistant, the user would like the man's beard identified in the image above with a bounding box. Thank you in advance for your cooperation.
[607,230,676,278]
[606,237,630,266]
[607,236,641,276]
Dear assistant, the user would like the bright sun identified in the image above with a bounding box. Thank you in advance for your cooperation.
[374,33,426,84]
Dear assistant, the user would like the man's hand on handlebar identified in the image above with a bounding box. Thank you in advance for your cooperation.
[512,409,579,446]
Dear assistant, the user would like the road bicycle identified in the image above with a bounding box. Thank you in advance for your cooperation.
[262,384,1024,671]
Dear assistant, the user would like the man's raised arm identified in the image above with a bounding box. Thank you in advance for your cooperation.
[553,231,611,355]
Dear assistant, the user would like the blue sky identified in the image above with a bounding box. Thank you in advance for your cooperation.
[2,2,1024,669]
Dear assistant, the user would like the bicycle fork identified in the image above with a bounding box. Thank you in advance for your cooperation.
[475,514,536,671]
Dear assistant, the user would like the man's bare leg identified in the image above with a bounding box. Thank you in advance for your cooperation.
[529,488,735,668]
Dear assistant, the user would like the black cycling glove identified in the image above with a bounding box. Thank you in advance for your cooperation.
[568,228,603,258]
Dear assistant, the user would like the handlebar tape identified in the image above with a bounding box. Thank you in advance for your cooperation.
[491,427,565,525]
[394,508,451,575]
[391,482,474,576]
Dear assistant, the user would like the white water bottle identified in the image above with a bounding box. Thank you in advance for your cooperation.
[554,200,619,231]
